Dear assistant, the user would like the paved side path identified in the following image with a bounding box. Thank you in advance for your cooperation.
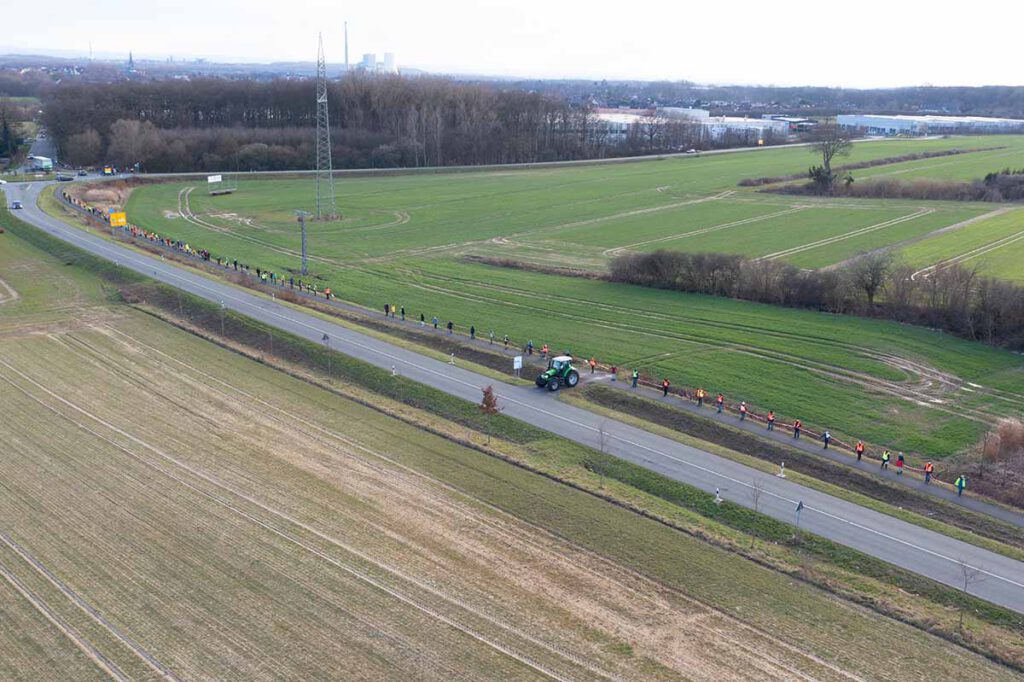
[9,181,1024,615]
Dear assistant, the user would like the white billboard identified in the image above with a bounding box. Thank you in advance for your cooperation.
[207,174,223,183]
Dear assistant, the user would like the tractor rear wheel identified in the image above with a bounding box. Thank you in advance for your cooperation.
[565,370,580,387]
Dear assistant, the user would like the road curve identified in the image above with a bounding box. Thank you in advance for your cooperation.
[7,180,1024,616]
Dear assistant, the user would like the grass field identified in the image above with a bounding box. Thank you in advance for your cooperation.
[8,214,1024,680]
[102,137,1024,459]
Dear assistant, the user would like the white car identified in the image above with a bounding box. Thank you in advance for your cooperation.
[0,178,7,184]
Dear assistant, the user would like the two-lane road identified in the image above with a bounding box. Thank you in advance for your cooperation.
[8,180,1024,615]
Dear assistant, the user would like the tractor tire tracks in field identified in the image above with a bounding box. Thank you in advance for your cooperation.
[0,357,623,682]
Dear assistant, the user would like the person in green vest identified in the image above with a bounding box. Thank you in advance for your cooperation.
[955,475,967,497]
[880,450,891,470]
[631,369,639,388]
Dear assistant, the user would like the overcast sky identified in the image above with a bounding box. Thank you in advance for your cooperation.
[8,0,1024,88]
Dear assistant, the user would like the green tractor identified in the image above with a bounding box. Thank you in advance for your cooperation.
[535,355,580,392]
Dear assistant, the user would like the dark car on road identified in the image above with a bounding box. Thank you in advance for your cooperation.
[56,174,74,182]
[10,201,23,209]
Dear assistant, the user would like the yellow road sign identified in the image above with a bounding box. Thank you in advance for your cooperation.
[110,212,127,227]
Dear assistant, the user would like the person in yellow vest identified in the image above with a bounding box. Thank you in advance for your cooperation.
[881,450,891,470]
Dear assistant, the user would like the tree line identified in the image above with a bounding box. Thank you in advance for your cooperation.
[609,250,1024,350]
[43,75,689,172]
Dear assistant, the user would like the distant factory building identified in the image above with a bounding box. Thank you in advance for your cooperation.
[762,115,816,133]
[838,114,1024,136]
[592,108,789,145]
[361,53,376,70]
[383,53,397,74]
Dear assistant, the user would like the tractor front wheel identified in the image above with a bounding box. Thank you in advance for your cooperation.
[547,378,561,392]
[565,370,580,387]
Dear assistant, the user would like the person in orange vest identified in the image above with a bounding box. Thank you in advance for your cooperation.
[793,418,802,439]
[541,344,549,359]
[716,393,724,413]
[766,410,776,431]
[589,357,597,374]
[855,441,865,461]
[662,377,671,397]
[739,402,747,421]
[924,461,934,484]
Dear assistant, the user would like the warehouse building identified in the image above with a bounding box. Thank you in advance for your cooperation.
[838,114,1024,136]
[592,108,789,145]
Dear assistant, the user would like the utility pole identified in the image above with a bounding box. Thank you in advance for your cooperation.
[315,33,338,220]
[344,22,349,71]
[295,210,310,275]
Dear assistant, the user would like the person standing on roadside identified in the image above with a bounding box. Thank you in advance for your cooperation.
[631,368,639,388]
[470,325,476,340]
[447,320,454,335]
[400,306,405,321]
[662,377,671,397]
[739,402,747,421]
[924,461,934,484]
[716,393,724,413]
[793,418,802,439]
[432,316,439,330]
[956,475,967,497]
[489,330,495,345]
[896,452,905,476]
[589,357,597,374]
[384,303,390,318]
[503,334,509,349]
[766,410,776,431]
[822,430,832,449]
[527,340,534,355]
[881,450,891,470]
[855,441,865,461]
[420,313,425,327]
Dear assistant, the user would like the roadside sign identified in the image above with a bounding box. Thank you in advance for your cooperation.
[109,212,127,227]
[513,356,523,370]
[207,174,223,183]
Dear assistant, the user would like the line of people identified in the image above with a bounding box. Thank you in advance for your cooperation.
[65,193,339,301]
[66,189,971,497]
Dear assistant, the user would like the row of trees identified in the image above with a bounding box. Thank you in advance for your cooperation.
[44,75,642,171]
[609,250,1024,350]
[777,168,1024,203]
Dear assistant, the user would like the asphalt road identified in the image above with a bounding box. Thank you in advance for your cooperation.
[7,180,1024,616]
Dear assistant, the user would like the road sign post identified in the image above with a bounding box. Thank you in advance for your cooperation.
[513,355,523,378]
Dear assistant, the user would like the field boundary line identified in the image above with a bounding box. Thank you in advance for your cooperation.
[601,205,809,257]
[0,558,128,682]
[761,208,933,261]
[0,359,617,682]
[822,207,1013,272]
[0,533,180,681]
[912,212,1024,280]
[0,277,19,305]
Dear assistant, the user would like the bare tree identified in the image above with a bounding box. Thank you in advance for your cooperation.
[808,123,853,191]
[749,478,765,548]
[595,420,611,489]
[479,385,500,445]
[847,251,895,307]
[956,557,984,632]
